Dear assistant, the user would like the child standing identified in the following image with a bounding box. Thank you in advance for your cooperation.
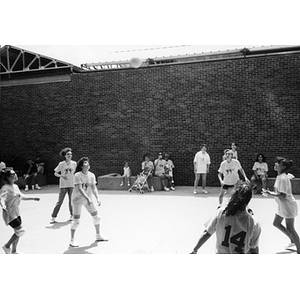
[164,153,175,191]
[0,167,40,254]
[120,162,131,187]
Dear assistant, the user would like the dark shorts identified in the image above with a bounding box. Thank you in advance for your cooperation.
[9,216,22,228]
[222,184,235,190]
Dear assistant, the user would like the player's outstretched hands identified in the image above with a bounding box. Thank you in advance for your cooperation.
[261,188,269,197]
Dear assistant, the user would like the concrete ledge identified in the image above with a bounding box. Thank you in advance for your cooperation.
[153,177,169,191]
[97,174,169,191]
[97,174,136,190]
[267,177,300,195]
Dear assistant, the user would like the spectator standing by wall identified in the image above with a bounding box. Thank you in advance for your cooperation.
[164,153,175,191]
[193,144,211,194]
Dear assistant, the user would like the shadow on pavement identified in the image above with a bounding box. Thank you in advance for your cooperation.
[276,249,297,254]
[63,241,99,254]
[45,221,71,230]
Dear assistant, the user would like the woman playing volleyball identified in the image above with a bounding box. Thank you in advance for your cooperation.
[262,157,300,253]
[0,167,40,254]
[190,181,261,254]
[69,157,108,247]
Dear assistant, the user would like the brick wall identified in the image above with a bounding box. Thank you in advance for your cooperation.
[1,53,300,186]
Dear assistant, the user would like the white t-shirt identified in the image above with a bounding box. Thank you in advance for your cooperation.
[274,173,298,218]
[54,160,77,188]
[123,167,131,177]
[72,171,97,202]
[154,159,167,176]
[205,208,261,254]
[232,150,238,160]
[252,162,268,175]
[165,159,175,176]
[218,159,242,185]
[0,184,22,225]
[194,151,211,174]
[142,161,154,174]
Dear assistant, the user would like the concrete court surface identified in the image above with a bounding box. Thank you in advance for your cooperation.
[0,185,299,254]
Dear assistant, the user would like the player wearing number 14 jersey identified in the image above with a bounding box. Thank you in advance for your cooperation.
[190,182,261,254]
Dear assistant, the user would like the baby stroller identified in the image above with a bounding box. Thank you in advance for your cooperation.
[128,170,152,194]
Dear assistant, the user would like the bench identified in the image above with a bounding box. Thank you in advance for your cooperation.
[97,174,168,191]
[15,174,47,189]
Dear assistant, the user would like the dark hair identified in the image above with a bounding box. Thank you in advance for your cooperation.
[275,157,293,173]
[0,167,15,182]
[201,144,207,149]
[223,182,253,216]
[143,153,150,161]
[256,153,266,162]
[75,157,89,173]
[59,147,72,158]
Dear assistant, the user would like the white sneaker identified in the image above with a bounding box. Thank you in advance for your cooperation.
[285,242,296,250]
[2,245,11,254]
[193,190,197,195]
[50,217,57,224]
[96,234,108,242]
[25,186,29,191]
[120,182,124,186]
[202,189,208,194]
[69,240,79,247]
[170,187,175,191]
[151,187,154,192]
[164,187,170,191]
[35,185,41,190]
[11,251,23,254]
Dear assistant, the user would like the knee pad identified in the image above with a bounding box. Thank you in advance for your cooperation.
[93,215,100,226]
[71,219,80,230]
[15,227,25,237]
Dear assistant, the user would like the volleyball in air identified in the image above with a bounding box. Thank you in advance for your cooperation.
[130,57,143,68]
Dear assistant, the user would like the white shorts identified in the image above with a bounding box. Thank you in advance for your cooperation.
[72,197,98,216]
